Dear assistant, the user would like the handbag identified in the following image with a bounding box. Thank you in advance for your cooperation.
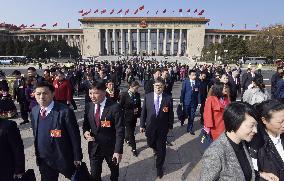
[198,129,213,152]
[21,169,36,181]
[176,104,186,121]
[71,162,91,181]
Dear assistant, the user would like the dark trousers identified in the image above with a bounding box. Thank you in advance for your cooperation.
[39,159,59,181]
[89,144,119,181]
[19,101,29,121]
[71,98,77,110]
[199,101,205,125]
[125,119,137,150]
[146,129,167,170]
[184,105,197,131]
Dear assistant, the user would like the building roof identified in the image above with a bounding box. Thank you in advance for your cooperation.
[11,29,83,34]
[79,17,210,23]
[206,29,258,34]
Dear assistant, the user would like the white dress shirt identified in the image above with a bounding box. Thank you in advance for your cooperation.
[94,97,107,119]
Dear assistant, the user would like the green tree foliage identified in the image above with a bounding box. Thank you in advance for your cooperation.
[0,38,80,59]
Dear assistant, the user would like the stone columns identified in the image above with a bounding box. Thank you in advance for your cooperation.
[128,29,132,55]
[163,29,167,55]
[120,29,124,55]
[156,29,159,55]
[171,29,174,55]
[137,29,140,55]
[105,29,109,55]
[178,29,182,56]
[113,29,117,55]
[147,29,151,55]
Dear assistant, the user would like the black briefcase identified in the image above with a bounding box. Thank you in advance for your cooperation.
[71,162,91,181]
[176,104,186,121]
[198,129,213,152]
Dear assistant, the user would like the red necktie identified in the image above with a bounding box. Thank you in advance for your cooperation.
[95,104,101,127]
[40,107,46,118]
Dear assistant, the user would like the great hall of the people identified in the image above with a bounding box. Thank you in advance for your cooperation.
[0,17,257,59]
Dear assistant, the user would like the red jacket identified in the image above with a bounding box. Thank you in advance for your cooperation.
[53,79,72,102]
[204,96,230,141]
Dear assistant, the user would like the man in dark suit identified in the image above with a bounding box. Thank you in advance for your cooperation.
[0,118,25,181]
[198,71,208,125]
[83,81,124,181]
[241,66,262,92]
[271,66,283,99]
[180,69,200,134]
[12,70,29,125]
[27,66,44,83]
[144,68,161,94]
[31,81,83,181]
[140,77,174,179]
[161,68,174,96]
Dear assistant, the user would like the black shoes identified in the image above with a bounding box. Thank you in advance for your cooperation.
[132,150,138,157]
[157,168,164,179]
[20,120,29,125]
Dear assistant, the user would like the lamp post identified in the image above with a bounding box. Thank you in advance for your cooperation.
[214,50,218,61]
[58,50,61,59]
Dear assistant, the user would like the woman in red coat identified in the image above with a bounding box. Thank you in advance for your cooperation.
[204,82,230,141]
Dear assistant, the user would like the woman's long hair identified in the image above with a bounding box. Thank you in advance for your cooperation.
[253,76,265,93]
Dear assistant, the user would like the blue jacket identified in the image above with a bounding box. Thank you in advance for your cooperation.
[276,79,284,99]
[180,79,200,107]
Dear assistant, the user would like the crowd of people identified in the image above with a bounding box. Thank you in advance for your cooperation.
[0,56,284,181]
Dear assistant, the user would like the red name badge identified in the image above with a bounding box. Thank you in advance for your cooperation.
[50,129,62,137]
[101,120,111,128]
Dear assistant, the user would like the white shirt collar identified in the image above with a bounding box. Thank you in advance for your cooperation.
[268,132,281,145]
[100,97,107,107]
[42,101,54,116]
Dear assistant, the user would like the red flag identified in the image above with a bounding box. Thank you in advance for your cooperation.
[187,9,190,13]
[117,9,122,14]
[30,24,35,28]
[139,5,144,10]
[86,9,91,15]
[194,9,198,13]
[82,12,87,16]
[53,23,58,27]
[19,24,25,28]
[163,9,166,13]
[147,10,149,14]
[156,10,159,14]
[125,9,129,15]
[179,9,182,13]
[134,9,139,14]
[198,9,205,15]
[41,24,46,27]
[78,10,83,14]
[94,9,99,13]
[101,9,107,14]
[244,24,247,29]
[232,23,235,28]
[256,23,259,28]
[110,9,115,14]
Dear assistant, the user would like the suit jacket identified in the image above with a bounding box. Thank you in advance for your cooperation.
[0,118,25,181]
[200,133,255,181]
[82,99,124,155]
[31,102,83,177]
[119,91,142,122]
[241,72,262,90]
[13,77,27,103]
[163,77,174,96]
[180,78,200,107]
[275,79,284,99]
[144,79,154,94]
[140,92,174,134]
[271,73,282,98]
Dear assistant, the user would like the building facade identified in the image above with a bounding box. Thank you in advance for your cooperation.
[0,18,258,58]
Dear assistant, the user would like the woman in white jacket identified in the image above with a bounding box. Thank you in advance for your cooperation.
[243,76,270,105]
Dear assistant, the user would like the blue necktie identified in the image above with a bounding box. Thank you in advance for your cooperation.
[155,95,160,116]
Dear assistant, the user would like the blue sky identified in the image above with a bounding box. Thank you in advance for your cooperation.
[1,0,283,30]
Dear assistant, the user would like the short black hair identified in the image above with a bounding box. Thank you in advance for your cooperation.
[44,69,50,74]
[27,67,36,72]
[212,82,225,99]
[129,80,140,87]
[153,77,165,85]
[152,68,161,74]
[223,102,257,132]
[188,69,196,75]
[35,81,55,93]
[256,99,284,122]
[89,81,106,91]
[12,70,21,75]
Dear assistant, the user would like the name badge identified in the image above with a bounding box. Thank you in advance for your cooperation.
[50,129,62,137]
[162,106,169,113]
[101,120,111,127]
